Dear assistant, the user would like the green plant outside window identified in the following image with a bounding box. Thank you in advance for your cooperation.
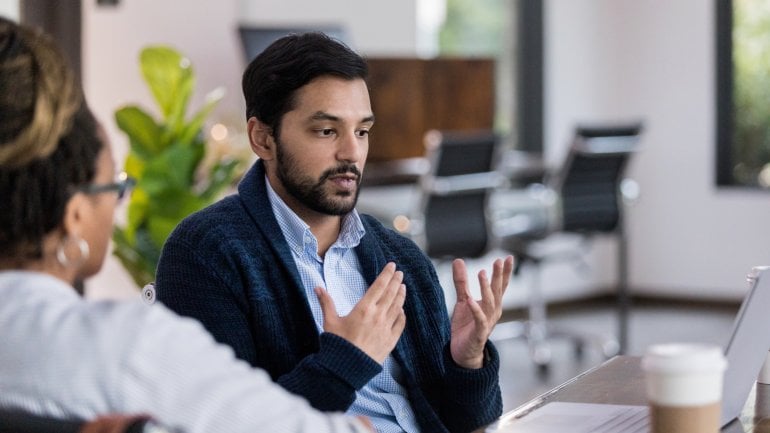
[732,0,770,187]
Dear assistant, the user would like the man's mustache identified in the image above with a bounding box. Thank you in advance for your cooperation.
[321,164,361,182]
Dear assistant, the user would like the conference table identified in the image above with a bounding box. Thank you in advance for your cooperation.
[484,356,769,432]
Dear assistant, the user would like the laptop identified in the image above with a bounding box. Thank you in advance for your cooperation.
[489,266,770,433]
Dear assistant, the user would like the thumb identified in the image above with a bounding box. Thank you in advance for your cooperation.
[314,287,339,325]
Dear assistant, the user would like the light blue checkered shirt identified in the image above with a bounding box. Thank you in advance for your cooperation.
[266,178,420,433]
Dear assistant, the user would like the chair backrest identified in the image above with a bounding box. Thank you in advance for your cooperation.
[416,130,501,259]
[550,124,642,233]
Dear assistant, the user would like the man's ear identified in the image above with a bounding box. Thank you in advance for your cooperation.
[247,117,277,161]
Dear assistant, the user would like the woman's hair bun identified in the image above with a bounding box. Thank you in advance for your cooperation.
[0,17,81,168]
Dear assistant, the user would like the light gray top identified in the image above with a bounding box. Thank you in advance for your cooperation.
[0,270,368,433]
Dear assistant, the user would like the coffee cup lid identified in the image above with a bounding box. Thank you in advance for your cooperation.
[641,343,727,374]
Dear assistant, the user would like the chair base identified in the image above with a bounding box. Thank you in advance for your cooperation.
[491,319,620,378]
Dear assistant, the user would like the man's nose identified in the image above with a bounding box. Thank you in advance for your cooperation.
[337,131,363,163]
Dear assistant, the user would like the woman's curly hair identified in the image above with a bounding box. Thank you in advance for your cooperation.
[0,17,103,262]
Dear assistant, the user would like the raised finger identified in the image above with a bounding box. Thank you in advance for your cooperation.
[477,268,495,314]
[314,287,339,328]
[385,283,406,321]
[452,258,470,302]
[361,262,397,305]
[466,296,491,338]
[489,258,505,306]
[376,270,404,308]
[391,307,406,336]
[500,255,514,296]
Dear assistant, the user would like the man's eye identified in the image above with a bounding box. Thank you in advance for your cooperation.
[318,128,334,137]
[356,129,370,138]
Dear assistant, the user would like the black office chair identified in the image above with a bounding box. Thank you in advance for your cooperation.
[494,123,643,374]
[411,129,503,260]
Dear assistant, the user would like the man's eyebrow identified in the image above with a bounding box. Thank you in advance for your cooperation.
[310,111,375,124]
[310,111,339,122]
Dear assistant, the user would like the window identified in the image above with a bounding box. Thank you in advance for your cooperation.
[428,0,543,152]
[0,0,20,20]
[716,0,770,188]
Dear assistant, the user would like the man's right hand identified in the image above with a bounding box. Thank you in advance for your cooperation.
[314,262,406,364]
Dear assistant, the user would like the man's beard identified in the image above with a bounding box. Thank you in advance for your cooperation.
[275,139,362,216]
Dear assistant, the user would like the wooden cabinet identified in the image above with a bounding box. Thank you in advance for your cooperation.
[365,57,495,162]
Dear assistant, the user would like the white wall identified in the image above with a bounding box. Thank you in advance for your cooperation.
[546,0,770,301]
[0,0,18,20]
[238,0,417,56]
[82,0,418,298]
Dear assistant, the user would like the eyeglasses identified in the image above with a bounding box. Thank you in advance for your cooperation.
[77,172,136,201]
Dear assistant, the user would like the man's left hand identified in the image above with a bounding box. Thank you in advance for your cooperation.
[449,255,514,369]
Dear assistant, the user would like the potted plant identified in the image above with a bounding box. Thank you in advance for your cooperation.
[113,45,245,288]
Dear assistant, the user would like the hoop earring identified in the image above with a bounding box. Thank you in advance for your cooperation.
[56,235,90,269]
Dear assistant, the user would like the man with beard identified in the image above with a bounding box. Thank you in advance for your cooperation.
[155,32,514,433]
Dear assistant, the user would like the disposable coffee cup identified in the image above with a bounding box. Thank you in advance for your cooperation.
[641,343,727,433]
[755,381,770,422]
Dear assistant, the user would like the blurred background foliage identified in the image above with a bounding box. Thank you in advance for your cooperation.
[438,0,505,56]
[732,0,770,187]
[113,46,247,287]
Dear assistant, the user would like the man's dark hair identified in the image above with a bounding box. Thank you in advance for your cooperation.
[242,32,368,138]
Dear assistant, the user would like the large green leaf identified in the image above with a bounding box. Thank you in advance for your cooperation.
[115,106,164,156]
[124,187,150,242]
[113,228,155,286]
[148,216,186,250]
[178,87,225,146]
[124,151,145,180]
[130,228,163,277]
[140,141,204,195]
[147,188,207,219]
[140,46,193,122]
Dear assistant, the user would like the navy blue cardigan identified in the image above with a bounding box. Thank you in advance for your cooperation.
[155,162,503,433]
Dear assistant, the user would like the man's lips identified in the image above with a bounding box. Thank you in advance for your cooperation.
[327,173,359,182]
[326,173,359,191]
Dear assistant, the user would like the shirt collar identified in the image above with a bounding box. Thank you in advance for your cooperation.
[264,176,365,255]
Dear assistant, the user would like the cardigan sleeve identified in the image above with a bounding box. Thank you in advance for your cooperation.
[156,233,383,412]
[275,332,382,411]
[438,341,503,432]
